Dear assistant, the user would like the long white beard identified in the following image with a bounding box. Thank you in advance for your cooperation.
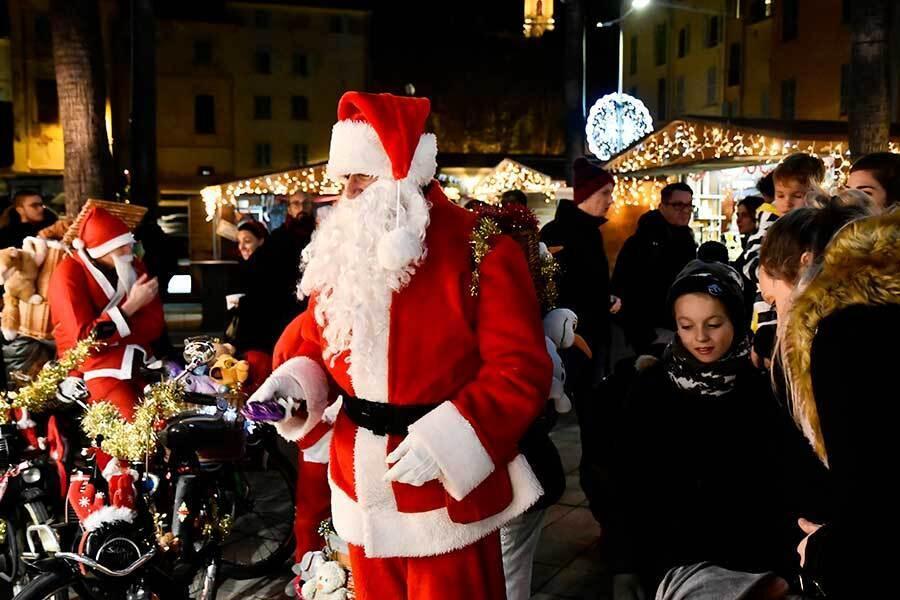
[113,253,138,295]
[298,179,430,401]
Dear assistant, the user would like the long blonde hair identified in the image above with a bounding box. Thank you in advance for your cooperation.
[762,194,876,464]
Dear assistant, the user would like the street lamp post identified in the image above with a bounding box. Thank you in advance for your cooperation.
[598,0,724,95]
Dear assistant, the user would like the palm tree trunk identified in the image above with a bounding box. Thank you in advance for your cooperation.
[50,0,116,217]
[849,0,891,157]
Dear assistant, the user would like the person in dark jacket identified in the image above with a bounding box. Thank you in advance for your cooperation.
[611,183,697,355]
[770,210,898,599]
[0,190,58,249]
[609,260,830,600]
[540,157,620,372]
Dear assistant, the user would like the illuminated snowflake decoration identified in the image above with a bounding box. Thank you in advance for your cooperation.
[585,93,654,161]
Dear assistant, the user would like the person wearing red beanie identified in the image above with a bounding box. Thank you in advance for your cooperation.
[540,157,621,526]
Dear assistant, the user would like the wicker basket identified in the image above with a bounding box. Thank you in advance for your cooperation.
[62,199,148,246]
[18,244,66,340]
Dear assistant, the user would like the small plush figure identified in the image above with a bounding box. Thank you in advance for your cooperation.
[208,354,250,389]
[0,240,47,304]
[300,560,349,600]
[0,239,48,341]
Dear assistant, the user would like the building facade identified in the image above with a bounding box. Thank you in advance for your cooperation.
[1,0,369,196]
[621,0,899,124]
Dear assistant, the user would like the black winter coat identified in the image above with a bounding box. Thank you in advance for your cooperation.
[0,210,58,249]
[803,304,900,599]
[540,199,611,351]
[608,359,831,593]
[230,220,311,354]
[611,210,696,353]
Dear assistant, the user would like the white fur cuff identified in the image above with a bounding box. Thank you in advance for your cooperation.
[271,357,329,442]
[407,402,495,501]
[82,506,136,532]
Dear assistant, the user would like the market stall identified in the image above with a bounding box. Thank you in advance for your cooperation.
[602,117,900,261]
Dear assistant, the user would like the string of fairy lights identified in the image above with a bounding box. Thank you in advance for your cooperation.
[202,159,562,218]
[470,159,561,203]
[605,120,900,209]
[200,120,898,219]
[200,164,343,221]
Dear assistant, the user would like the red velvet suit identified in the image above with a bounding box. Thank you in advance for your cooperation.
[272,184,551,596]
[49,253,165,419]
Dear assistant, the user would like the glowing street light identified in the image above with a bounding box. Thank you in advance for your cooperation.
[632,0,652,9]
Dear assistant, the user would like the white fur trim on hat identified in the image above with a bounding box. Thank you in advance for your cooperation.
[326,120,437,187]
[86,232,135,259]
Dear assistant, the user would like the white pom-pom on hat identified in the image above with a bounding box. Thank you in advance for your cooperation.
[377,227,422,272]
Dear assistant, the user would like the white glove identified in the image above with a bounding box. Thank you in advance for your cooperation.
[383,434,441,487]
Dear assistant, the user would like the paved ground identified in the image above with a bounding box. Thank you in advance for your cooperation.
[219,411,608,599]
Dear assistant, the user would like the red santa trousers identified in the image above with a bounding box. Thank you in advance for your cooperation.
[347,532,506,600]
[86,377,144,421]
[294,457,331,561]
[85,377,144,471]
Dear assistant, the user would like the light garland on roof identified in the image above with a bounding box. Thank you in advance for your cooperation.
[471,159,561,203]
[200,165,343,221]
[605,121,900,209]
[604,121,899,183]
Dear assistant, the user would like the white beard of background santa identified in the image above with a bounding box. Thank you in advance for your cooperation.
[250,91,552,600]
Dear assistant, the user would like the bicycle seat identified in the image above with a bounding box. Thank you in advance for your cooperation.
[159,411,246,461]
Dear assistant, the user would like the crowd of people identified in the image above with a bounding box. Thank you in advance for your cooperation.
[0,88,898,600]
[541,148,898,600]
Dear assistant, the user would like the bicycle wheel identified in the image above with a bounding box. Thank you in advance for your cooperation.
[219,435,296,579]
[13,568,186,600]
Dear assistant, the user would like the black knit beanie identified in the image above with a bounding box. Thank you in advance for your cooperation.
[667,259,746,329]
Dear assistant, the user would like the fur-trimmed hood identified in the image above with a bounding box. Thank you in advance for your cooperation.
[784,210,900,464]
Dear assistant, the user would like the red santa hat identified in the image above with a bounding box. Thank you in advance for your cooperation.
[72,207,135,259]
[326,91,437,187]
[326,92,439,271]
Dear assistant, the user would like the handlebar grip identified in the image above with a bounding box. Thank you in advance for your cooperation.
[242,399,286,422]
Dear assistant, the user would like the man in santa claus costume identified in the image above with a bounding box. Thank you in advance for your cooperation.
[49,206,165,479]
[249,91,551,598]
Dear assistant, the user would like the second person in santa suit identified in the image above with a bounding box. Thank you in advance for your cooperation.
[250,91,552,599]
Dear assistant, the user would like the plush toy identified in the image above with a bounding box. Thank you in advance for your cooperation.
[0,239,49,341]
[0,246,44,305]
[208,354,249,389]
[300,561,349,600]
[542,308,594,414]
[166,362,226,395]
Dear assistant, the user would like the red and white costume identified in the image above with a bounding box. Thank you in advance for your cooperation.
[49,207,165,422]
[253,92,551,598]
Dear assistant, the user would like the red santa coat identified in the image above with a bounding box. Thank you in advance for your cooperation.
[49,253,165,382]
[274,184,552,558]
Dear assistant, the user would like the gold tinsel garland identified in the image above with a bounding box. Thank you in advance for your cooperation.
[82,379,188,462]
[469,217,502,296]
[0,334,104,419]
[539,251,560,312]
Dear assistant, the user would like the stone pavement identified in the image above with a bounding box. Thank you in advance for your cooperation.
[220,412,609,599]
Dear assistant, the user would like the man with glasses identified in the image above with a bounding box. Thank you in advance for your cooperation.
[0,189,59,249]
[612,182,698,356]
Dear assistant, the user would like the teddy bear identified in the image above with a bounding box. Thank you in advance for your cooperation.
[300,561,349,600]
[0,239,48,341]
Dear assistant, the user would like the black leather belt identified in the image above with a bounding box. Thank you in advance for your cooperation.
[342,395,440,437]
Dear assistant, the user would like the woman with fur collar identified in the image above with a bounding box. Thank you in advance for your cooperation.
[608,260,828,599]
[766,207,900,598]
